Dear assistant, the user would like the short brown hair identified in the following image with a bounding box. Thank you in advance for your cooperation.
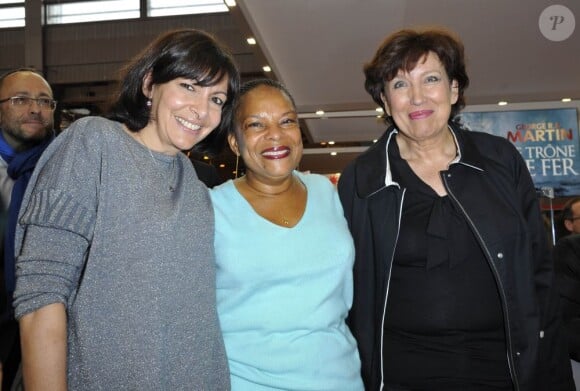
[364,28,469,121]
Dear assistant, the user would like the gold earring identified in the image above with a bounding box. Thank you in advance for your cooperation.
[234,154,239,179]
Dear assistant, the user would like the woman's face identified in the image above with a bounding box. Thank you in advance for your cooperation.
[381,51,458,143]
[141,76,228,155]
[229,85,303,183]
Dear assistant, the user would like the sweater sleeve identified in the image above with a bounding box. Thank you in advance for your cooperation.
[13,117,103,319]
[14,226,90,318]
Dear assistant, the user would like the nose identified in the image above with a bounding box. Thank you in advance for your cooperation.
[410,84,424,106]
[190,97,210,120]
[29,99,42,113]
[265,124,283,140]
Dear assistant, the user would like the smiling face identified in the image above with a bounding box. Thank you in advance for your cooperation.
[381,51,458,144]
[139,75,228,155]
[229,85,303,183]
[0,71,54,151]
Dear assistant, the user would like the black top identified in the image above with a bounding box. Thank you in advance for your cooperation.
[383,137,511,390]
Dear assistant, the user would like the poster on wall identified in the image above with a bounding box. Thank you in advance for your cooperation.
[457,108,580,197]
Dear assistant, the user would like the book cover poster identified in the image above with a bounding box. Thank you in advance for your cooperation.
[457,108,580,196]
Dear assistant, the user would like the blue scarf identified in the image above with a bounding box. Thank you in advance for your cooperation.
[0,131,16,164]
[2,133,52,304]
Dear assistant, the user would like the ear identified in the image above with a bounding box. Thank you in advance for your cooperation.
[450,80,459,105]
[227,132,240,156]
[380,92,391,117]
[564,219,574,233]
[142,72,154,99]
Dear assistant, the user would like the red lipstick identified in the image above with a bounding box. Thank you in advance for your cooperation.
[261,146,290,159]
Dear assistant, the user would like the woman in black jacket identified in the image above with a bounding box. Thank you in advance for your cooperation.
[338,27,573,391]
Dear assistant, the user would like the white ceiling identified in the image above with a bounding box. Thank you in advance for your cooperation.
[235,0,580,149]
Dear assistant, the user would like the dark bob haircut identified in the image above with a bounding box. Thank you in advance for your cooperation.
[107,28,240,155]
[364,28,469,122]
[230,78,296,136]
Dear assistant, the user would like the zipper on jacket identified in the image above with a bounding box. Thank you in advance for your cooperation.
[379,188,405,391]
[442,173,520,391]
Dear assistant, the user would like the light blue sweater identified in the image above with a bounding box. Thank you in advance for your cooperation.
[211,171,363,390]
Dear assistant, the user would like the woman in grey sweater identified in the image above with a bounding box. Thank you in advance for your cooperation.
[12,29,239,391]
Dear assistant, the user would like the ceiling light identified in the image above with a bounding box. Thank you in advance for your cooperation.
[320,141,327,145]
[203,155,209,160]
[498,101,508,106]
[246,37,256,45]
[224,0,236,7]
[562,98,572,102]
[375,107,384,113]
[328,141,335,145]
[315,110,325,116]
[262,65,271,72]
[373,139,378,143]
[219,163,225,168]
[67,108,90,115]
[330,152,337,156]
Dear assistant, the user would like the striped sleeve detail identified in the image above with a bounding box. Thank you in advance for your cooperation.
[19,189,96,241]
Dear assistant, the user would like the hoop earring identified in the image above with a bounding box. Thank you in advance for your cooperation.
[234,154,240,179]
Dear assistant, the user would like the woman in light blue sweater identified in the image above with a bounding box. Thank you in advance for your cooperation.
[211,79,363,390]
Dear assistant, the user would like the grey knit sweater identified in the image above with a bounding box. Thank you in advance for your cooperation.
[13,117,230,390]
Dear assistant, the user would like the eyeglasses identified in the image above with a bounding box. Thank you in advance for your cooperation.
[0,96,57,110]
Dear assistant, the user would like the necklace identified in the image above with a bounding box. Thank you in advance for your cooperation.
[134,131,177,192]
[245,176,299,227]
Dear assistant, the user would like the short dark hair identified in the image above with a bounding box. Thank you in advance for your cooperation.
[561,197,580,221]
[230,78,296,136]
[364,28,469,122]
[107,29,240,155]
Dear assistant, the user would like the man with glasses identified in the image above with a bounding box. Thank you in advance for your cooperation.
[0,68,55,390]
[560,198,580,236]
[554,196,580,387]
